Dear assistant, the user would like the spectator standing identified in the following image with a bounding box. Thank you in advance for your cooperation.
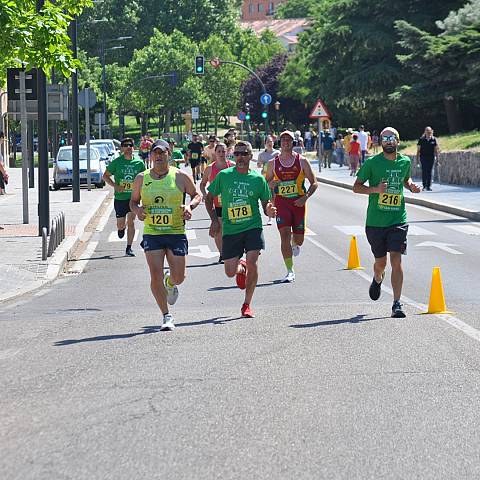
[335,134,345,167]
[0,131,8,195]
[321,130,334,168]
[416,126,440,191]
[349,134,361,175]
[254,129,262,151]
[304,129,313,151]
[356,125,369,165]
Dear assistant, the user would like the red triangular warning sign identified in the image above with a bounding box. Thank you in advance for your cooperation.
[309,99,331,119]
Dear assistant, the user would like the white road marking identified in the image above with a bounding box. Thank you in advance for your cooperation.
[186,229,197,240]
[66,241,99,275]
[305,227,317,236]
[305,235,480,345]
[189,244,218,259]
[446,224,480,236]
[108,230,139,243]
[416,241,463,255]
[334,225,435,236]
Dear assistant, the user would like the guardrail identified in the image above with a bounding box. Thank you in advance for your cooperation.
[42,211,65,261]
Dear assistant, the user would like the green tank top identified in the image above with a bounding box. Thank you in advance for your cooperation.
[141,168,185,235]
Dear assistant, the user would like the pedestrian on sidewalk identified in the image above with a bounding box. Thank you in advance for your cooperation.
[0,132,8,195]
[103,137,146,257]
[353,126,421,318]
[335,134,345,167]
[357,125,369,166]
[349,134,361,175]
[321,130,334,168]
[416,126,440,191]
[343,128,353,170]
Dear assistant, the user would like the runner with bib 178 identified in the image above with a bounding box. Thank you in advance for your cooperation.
[206,141,276,318]
[130,139,202,331]
[265,130,318,283]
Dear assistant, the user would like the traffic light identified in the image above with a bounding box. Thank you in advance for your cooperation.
[261,111,268,119]
[195,55,205,75]
[245,113,251,121]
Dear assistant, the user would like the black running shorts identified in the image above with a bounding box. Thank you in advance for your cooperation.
[222,228,265,260]
[365,223,408,258]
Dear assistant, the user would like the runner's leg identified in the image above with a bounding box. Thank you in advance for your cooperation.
[145,249,168,314]
[389,252,403,301]
[126,211,136,247]
[373,255,387,283]
[165,249,187,286]
[244,250,260,306]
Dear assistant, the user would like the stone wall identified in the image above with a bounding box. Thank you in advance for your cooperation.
[409,151,480,187]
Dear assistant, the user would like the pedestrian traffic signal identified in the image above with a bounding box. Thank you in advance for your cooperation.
[195,56,205,75]
[245,113,251,121]
[261,111,268,119]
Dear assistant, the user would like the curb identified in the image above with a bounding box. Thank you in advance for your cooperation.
[1,191,111,304]
[316,175,480,221]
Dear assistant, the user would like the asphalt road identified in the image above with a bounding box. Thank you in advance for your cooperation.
[2,174,480,479]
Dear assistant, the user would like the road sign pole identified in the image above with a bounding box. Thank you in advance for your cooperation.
[28,120,34,188]
[85,88,92,191]
[317,118,322,172]
[69,18,80,202]
[19,70,29,223]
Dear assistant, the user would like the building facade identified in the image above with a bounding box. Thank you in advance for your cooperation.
[241,0,285,21]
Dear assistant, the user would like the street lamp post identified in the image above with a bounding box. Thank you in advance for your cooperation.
[274,101,281,136]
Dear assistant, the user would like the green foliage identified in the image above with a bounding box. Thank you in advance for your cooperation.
[275,0,316,19]
[0,0,93,81]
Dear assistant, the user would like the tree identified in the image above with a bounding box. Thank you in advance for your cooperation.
[0,0,93,82]
[275,0,316,19]
[394,0,480,133]
[280,0,466,136]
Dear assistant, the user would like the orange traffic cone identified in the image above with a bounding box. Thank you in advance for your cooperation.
[424,266,453,314]
[346,235,364,270]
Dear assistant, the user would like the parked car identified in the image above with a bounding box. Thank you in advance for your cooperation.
[91,143,112,165]
[90,139,119,163]
[52,146,105,190]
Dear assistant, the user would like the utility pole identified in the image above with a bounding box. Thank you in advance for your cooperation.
[19,70,29,223]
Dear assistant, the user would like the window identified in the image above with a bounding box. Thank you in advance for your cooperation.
[248,3,254,13]
[258,3,264,12]
[268,2,274,14]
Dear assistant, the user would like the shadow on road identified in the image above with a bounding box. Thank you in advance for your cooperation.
[175,316,241,327]
[290,314,390,328]
[208,282,277,291]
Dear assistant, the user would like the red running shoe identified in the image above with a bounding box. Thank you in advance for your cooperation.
[241,303,254,318]
[236,259,247,290]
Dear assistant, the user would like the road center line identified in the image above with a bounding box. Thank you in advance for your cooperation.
[305,236,480,344]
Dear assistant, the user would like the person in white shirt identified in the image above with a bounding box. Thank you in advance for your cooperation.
[356,125,369,165]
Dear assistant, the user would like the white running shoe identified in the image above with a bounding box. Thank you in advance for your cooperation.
[160,313,175,331]
[164,272,179,305]
[283,271,296,283]
[291,244,301,257]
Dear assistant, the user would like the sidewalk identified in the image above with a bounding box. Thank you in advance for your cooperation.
[308,157,480,221]
[0,168,111,303]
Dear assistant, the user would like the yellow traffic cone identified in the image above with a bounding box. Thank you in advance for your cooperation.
[424,266,453,314]
[345,235,364,270]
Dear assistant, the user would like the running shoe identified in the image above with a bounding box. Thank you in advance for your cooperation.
[218,255,224,264]
[164,272,179,305]
[369,272,385,301]
[391,300,406,318]
[236,259,247,290]
[282,271,295,283]
[160,313,175,331]
[125,246,135,257]
[118,228,125,239]
[241,303,254,318]
[291,244,301,257]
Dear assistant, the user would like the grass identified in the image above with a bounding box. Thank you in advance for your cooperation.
[399,130,480,155]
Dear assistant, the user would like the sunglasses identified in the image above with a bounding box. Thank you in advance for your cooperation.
[381,135,397,142]
[122,143,134,148]
[233,151,250,157]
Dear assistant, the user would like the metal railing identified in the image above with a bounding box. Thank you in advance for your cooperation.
[42,211,66,260]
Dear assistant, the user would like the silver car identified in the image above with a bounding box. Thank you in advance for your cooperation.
[90,139,119,163]
[53,146,106,190]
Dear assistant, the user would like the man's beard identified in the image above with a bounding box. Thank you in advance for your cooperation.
[383,145,396,154]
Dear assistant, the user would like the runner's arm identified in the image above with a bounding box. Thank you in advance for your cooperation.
[199,165,211,198]
[353,178,385,195]
[129,173,146,220]
[301,158,318,199]
[103,169,123,192]
[205,192,217,222]
[403,177,421,193]
[261,199,276,217]
[182,171,202,217]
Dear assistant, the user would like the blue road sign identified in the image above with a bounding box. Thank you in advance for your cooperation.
[237,111,246,121]
[260,93,272,105]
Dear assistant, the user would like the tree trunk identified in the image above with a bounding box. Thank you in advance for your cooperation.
[164,110,171,134]
[443,96,463,134]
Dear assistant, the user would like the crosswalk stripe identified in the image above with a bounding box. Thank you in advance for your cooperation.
[334,225,436,236]
[186,229,197,240]
[446,224,480,236]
